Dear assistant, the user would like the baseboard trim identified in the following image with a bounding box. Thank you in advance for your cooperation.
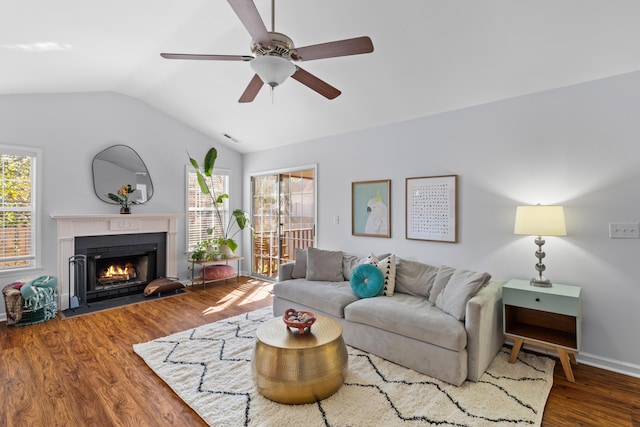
[576,352,640,379]
[506,338,640,379]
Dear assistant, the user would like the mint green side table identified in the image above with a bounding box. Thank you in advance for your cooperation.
[502,279,582,382]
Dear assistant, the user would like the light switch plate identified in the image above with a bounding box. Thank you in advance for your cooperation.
[609,223,640,239]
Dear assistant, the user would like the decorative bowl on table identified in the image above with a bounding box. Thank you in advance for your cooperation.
[283,308,316,334]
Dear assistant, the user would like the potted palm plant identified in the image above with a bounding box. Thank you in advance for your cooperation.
[189,147,254,258]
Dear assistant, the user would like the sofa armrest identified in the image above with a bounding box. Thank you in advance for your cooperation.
[278,262,295,282]
[465,281,505,382]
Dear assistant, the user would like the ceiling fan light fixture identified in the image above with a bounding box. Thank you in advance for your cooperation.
[160,0,373,103]
[250,55,296,87]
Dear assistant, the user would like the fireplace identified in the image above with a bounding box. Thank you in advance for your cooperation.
[51,213,180,311]
[75,233,166,302]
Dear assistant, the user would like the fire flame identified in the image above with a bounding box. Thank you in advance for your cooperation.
[105,265,129,276]
[103,262,135,280]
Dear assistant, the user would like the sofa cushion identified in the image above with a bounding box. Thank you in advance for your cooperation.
[394,258,440,298]
[306,248,344,282]
[350,264,384,298]
[428,265,455,304]
[291,248,308,278]
[344,293,467,351]
[436,269,492,320]
[273,279,359,318]
[366,253,397,296]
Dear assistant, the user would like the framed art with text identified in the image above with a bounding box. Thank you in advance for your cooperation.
[405,175,458,243]
[352,179,391,238]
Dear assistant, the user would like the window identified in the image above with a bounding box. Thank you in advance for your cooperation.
[1,145,40,273]
[186,168,229,251]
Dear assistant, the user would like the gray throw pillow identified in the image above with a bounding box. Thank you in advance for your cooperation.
[291,248,308,278]
[394,258,440,297]
[306,248,344,282]
[435,269,492,321]
[342,253,362,280]
[428,265,455,304]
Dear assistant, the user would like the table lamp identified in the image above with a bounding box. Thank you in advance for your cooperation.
[513,205,566,287]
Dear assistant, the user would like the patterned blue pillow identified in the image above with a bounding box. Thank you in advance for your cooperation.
[350,264,384,298]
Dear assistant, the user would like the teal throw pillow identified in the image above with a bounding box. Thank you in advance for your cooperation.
[350,264,384,298]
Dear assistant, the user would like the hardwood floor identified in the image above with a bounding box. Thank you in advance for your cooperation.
[1,277,638,426]
[543,358,640,426]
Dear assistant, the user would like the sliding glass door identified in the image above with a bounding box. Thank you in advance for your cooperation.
[251,168,315,279]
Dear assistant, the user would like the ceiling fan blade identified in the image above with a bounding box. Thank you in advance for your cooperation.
[293,36,374,61]
[161,53,253,61]
[227,0,272,47]
[291,67,341,100]
[239,74,264,103]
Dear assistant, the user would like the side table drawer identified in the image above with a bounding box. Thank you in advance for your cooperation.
[503,287,579,316]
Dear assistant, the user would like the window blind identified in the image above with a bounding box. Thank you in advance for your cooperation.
[186,170,229,250]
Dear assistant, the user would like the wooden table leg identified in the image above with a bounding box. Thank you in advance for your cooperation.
[507,335,578,382]
[509,338,524,363]
[569,352,577,365]
[556,348,576,382]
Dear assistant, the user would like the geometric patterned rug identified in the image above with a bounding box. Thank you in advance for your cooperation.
[133,307,554,426]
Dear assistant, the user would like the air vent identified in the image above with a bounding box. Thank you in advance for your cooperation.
[223,133,241,143]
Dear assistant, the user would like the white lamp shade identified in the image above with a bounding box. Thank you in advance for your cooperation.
[514,205,567,236]
[250,55,296,87]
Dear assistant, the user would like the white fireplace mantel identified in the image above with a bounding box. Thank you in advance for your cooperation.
[51,213,182,310]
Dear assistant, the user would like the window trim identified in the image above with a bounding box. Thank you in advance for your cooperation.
[185,165,230,252]
[0,144,42,276]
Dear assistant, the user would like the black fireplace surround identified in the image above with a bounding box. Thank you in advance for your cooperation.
[74,232,166,302]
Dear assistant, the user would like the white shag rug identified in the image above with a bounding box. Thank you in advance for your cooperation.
[134,307,554,426]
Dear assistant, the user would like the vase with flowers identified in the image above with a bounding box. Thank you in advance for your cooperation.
[107,184,136,214]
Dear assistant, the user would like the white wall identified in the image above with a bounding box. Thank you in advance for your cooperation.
[0,92,243,315]
[243,71,640,376]
[2,73,638,377]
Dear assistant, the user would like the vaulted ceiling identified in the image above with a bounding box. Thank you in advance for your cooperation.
[3,1,640,153]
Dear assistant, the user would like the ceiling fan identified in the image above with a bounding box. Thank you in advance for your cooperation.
[160,0,374,103]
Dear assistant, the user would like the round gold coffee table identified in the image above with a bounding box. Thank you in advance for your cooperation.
[253,314,348,404]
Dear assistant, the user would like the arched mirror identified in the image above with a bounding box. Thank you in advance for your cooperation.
[92,144,154,204]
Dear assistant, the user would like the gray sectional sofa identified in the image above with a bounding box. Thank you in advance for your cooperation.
[272,249,505,386]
